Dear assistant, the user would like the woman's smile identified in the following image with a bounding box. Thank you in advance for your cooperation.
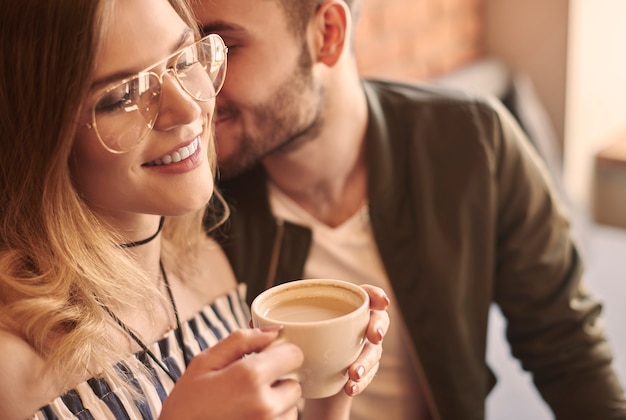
[144,136,200,166]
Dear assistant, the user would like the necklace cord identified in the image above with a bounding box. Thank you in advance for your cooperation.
[101,259,189,383]
[102,305,178,383]
[159,259,191,366]
[118,216,165,248]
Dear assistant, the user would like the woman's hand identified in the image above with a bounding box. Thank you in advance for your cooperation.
[345,284,390,396]
[160,328,304,420]
[301,284,390,420]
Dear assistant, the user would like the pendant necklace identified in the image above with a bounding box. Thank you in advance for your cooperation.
[102,261,189,383]
[102,217,191,383]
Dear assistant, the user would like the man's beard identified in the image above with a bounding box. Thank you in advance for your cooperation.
[216,48,323,179]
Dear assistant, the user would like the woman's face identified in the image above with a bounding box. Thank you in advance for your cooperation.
[71,0,216,224]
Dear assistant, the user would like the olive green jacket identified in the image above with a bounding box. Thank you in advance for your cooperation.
[213,80,626,419]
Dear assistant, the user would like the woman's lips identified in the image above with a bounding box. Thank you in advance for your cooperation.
[144,137,200,166]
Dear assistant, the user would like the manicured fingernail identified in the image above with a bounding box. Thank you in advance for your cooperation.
[259,325,283,332]
[376,328,384,341]
[349,383,359,395]
[355,365,365,379]
[383,294,390,306]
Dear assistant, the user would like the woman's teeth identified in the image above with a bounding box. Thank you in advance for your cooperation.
[147,138,199,166]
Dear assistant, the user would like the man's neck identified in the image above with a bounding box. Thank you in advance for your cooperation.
[266,150,367,228]
[262,87,368,227]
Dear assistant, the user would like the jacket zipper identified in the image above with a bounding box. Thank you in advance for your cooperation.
[265,218,284,290]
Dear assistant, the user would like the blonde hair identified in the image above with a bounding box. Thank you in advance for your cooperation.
[0,0,222,392]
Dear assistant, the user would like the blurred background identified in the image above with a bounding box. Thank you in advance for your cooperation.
[352,0,626,417]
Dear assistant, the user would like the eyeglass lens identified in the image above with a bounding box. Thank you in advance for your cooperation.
[92,34,227,153]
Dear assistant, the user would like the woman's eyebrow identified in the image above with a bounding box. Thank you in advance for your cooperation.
[176,27,194,50]
[201,21,245,36]
[90,27,194,90]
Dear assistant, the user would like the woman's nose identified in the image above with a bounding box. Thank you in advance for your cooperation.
[152,72,205,131]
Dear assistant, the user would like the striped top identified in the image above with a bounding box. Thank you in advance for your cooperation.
[33,283,249,420]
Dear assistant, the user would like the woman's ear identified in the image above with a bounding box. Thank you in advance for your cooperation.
[310,0,349,67]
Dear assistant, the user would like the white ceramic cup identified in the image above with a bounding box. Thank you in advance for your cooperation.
[251,278,370,399]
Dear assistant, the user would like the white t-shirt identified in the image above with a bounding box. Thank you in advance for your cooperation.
[269,183,430,420]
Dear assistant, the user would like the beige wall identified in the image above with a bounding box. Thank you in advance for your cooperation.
[485,0,626,209]
[564,0,626,206]
[484,0,569,151]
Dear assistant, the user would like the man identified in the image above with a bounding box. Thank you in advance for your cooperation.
[194,0,626,418]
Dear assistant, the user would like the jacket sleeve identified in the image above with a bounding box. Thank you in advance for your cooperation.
[486,97,626,418]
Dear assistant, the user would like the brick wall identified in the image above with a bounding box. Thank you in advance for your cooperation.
[354,0,486,81]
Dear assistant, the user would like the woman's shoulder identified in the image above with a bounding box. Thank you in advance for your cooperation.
[197,236,239,299]
[0,329,59,419]
[199,236,238,284]
[173,236,240,320]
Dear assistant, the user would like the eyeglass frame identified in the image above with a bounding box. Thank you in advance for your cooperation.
[84,33,227,154]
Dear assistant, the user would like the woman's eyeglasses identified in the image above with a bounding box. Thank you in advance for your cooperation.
[86,34,227,153]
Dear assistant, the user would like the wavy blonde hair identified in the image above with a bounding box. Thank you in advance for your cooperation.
[0,0,224,393]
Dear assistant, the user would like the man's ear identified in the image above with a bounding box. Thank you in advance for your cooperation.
[310,0,349,67]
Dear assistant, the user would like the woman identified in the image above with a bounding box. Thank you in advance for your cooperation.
[0,0,389,418]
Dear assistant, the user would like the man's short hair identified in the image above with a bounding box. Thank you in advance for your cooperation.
[275,0,359,37]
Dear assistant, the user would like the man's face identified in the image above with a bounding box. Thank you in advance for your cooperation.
[195,0,324,178]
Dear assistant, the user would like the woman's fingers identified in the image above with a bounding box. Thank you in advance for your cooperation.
[345,339,383,394]
[273,405,300,420]
[336,284,389,397]
[244,341,304,384]
[346,362,380,396]
[190,327,305,387]
[189,328,281,372]
[359,284,390,345]
[162,328,304,419]
[365,306,390,345]
[360,284,390,311]
[232,343,303,417]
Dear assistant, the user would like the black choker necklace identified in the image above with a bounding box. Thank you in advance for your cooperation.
[103,260,191,383]
[119,217,165,248]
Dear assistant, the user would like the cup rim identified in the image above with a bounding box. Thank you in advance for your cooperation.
[251,278,369,326]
